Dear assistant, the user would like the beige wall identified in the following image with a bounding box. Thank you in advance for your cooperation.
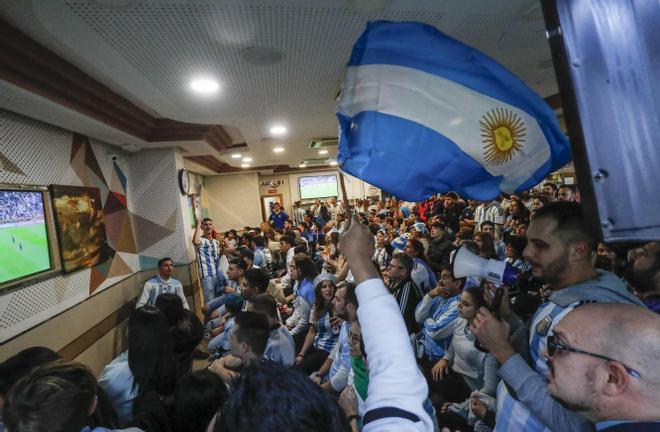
[206,173,262,231]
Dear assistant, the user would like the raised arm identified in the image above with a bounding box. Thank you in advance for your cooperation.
[340,218,433,432]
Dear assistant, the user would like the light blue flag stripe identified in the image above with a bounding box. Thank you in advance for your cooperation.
[337,21,571,201]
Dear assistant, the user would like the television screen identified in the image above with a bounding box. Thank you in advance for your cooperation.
[299,175,339,200]
[0,190,52,284]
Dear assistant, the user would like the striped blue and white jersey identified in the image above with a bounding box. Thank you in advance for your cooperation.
[414,294,460,360]
[312,309,341,353]
[136,276,189,310]
[494,300,577,432]
[196,237,220,279]
[328,321,352,391]
[264,324,296,366]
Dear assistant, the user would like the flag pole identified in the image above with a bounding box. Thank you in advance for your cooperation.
[338,170,352,223]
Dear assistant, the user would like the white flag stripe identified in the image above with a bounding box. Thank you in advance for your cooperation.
[338,64,551,191]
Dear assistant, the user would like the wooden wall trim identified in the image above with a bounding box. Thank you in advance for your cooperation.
[0,19,232,148]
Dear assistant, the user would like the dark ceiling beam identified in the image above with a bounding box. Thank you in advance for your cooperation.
[0,18,234,148]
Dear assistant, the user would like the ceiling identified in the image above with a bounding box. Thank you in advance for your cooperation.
[0,0,558,175]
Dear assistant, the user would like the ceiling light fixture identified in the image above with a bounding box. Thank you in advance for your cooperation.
[242,157,253,163]
[190,78,220,94]
[330,160,338,166]
[241,163,250,168]
[299,163,307,168]
[273,147,284,153]
[270,125,287,136]
[318,149,328,155]
[231,153,241,159]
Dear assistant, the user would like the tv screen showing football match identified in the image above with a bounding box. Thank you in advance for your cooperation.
[0,190,51,284]
[299,175,339,200]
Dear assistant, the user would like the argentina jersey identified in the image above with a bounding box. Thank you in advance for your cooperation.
[197,237,220,278]
[494,300,580,432]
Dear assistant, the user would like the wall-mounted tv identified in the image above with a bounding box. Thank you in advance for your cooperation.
[299,174,339,200]
[0,188,54,286]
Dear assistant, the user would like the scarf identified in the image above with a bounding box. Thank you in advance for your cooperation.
[351,356,369,401]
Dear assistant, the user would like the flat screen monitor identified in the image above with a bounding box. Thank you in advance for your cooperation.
[299,175,339,200]
[0,189,52,285]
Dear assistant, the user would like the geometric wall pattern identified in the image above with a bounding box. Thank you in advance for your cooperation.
[0,109,190,342]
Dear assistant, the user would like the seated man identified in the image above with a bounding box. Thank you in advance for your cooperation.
[385,253,424,335]
[630,241,660,314]
[206,258,247,319]
[251,294,295,366]
[546,303,660,431]
[313,281,359,394]
[414,265,462,378]
[208,311,270,385]
[136,257,189,309]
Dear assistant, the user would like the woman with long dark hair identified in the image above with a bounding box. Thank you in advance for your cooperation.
[285,254,319,350]
[295,273,341,374]
[98,305,176,425]
[405,238,437,293]
[473,231,499,260]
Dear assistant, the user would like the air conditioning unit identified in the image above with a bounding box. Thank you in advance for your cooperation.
[308,138,338,149]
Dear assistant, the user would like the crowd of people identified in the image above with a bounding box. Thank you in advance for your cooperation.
[0,191,45,224]
[1,181,660,432]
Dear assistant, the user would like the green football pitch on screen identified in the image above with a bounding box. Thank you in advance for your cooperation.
[0,223,51,284]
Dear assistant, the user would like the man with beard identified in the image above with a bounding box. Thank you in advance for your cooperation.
[545,303,660,431]
[470,201,645,432]
[630,242,660,314]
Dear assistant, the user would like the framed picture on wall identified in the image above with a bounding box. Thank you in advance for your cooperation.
[261,194,282,222]
[51,185,109,273]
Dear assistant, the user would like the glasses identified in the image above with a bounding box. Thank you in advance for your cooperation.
[546,335,641,378]
[348,331,361,343]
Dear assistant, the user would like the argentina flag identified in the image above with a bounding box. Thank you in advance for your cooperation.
[337,21,571,201]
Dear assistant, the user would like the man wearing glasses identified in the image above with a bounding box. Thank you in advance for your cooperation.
[630,242,660,314]
[545,303,660,431]
[470,202,645,432]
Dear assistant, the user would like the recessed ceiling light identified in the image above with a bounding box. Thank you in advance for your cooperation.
[330,160,338,166]
[240,46,285,66]
[231,153,241,159]
[273,147,284,153]
[242,157,253,163]
[318,149,328,155]
[270,125,287,136]
[299,163,307,168]
[241,163,250,168]
[190,78,220,94]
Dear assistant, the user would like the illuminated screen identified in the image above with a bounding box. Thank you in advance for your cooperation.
[0,190,51,284]
[299,175,339,200]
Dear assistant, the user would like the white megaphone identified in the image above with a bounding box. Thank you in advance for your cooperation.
[452,245,519,286]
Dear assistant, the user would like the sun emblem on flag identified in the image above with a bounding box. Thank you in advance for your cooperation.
[480,108,526,166]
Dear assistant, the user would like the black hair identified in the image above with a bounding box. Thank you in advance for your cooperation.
[439,263,465,287]
[292,255,319,282]
[480,220,495,230]
[464,285,488,310]
[250,294,279,321]
[0,347,61,397]
[407,238,428,264]
[228,258,248,272]
[175,370,228,432]
[128,306,176,397]
[238,247,255,263]
[532,201,596,250]
[292,244,306,255]
[505,235,528,259]
[343,282,358,308]
[216,361,350,432]
[559,183,575,192]
[233,311,270,356]
[155,293,185,327]
[3,360,98,432]
[431,221,446,230]
[254,235,267,248]
[202,218,213,223]
[474,231,498,260]
[392,253,414,275]
[313,277,337,318]
[543,182,558,192]
[157,257,173,267]
[279,235,296,247]
[244,268,270,294]
[444,191,458,200]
